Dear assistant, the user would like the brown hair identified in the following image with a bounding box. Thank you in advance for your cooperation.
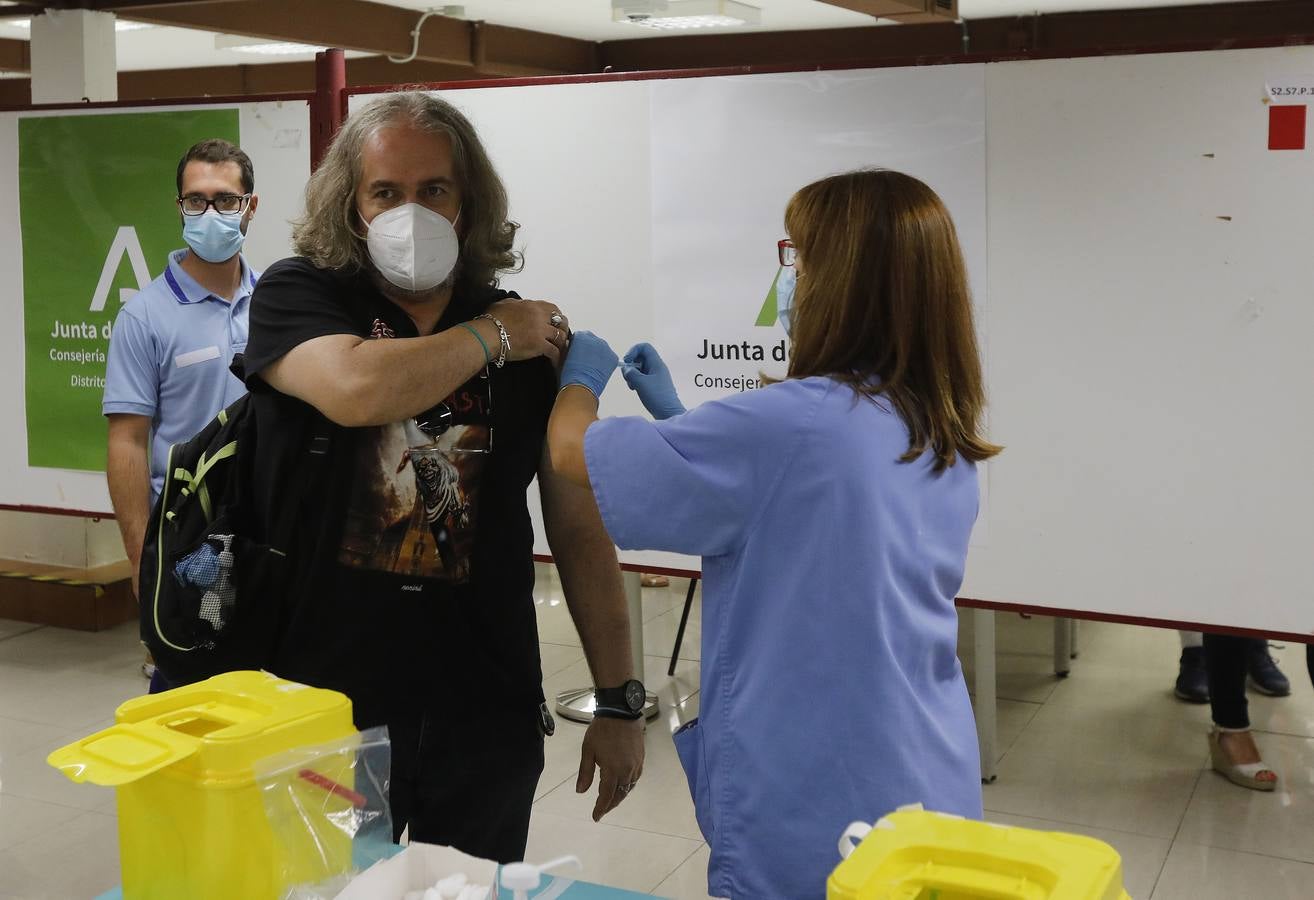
[781,169,1001,472]
[176,139,254,196]
[292,91,520,287]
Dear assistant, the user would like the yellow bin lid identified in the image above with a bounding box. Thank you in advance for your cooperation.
[47,671,354,787]
[828,808,1131,900]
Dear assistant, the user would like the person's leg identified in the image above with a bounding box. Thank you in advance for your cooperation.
[1203,633,1248,728]
[386,714,422,843]
[1203,633,1277,790]
[406,708,545,863]
[1244,637,1291,697]
[148,667,172,694]
[1175,631,1208,703]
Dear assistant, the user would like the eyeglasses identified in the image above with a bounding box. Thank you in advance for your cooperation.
[177,193,252,217]
[414,403,454,438]
[414,373,493,454]
[778,239,796,267]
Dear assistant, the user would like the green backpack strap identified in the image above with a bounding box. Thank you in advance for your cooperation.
[172,440,238,523]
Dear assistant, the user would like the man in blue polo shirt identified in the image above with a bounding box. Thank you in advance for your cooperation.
[103,139,260,689]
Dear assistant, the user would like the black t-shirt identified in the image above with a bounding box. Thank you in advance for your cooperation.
[242,257,556,728]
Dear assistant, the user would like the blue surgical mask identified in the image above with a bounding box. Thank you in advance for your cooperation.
[183,210,246,263]
[776,266,797,336]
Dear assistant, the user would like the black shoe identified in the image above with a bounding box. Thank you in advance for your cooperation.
[1246,640,1291,697]
[1174,646,1210,703]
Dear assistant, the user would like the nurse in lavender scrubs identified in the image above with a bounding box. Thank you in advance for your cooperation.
[549,169,1000,900]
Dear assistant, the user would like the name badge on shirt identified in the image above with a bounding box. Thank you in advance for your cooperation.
[174,346,221,368]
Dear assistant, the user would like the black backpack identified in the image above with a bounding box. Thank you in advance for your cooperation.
[138,388,330,686]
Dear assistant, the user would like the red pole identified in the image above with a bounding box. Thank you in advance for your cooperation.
[311,48,347,172]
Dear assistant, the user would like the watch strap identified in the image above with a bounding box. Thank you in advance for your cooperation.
[595,680,645,715]
[593,705,642,721]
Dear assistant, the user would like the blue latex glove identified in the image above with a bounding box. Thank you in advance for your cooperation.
[174,542,221,588]
[560,331,619,399]
[621,343,686,420]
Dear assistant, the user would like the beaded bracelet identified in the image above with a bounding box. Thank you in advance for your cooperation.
[474,313,510,368]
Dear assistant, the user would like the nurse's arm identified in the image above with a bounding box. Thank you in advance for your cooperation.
[539,445,645,821]
[546,384,598,489]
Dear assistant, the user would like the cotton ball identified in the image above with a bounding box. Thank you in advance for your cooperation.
[423,888,442,900]
[456,885,489,900]
[436,872,467,898]
[403,892,424,900]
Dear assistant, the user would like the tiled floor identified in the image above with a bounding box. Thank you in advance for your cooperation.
[2,567,1313,898]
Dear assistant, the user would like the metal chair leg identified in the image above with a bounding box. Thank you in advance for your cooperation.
[669,577,699,676]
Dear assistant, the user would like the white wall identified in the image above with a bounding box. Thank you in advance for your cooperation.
[7,48,1314,631]
[966,46,1314,635]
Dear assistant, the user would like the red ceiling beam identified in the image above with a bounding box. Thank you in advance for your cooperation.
[0,52,526,107]
[2,0,1311,93]
[601,0,1314,70]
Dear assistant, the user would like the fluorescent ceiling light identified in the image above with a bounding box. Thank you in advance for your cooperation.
[214,34,328,56]
[612,0,762,30]
[3,18,155,32]
[227,42,329,57]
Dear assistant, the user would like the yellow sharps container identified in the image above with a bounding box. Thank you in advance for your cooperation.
[48,670,358,900]
[828,807,1133,900]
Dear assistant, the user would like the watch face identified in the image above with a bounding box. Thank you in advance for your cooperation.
[625,680,645,712]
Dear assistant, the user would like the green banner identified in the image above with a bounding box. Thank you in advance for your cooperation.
[19,108,241,471]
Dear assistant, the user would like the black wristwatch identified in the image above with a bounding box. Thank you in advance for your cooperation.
[594,679,645,720]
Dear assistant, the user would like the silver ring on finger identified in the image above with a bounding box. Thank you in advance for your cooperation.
[549,312,564,328]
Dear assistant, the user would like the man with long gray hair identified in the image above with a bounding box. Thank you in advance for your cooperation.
[239,91,644,861]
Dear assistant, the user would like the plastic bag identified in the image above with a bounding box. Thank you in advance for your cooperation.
[255,726,397,899]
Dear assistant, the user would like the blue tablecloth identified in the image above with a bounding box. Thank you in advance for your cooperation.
[97,875,658,899]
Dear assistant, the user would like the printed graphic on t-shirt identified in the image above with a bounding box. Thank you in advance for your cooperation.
[337,371,492,583]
